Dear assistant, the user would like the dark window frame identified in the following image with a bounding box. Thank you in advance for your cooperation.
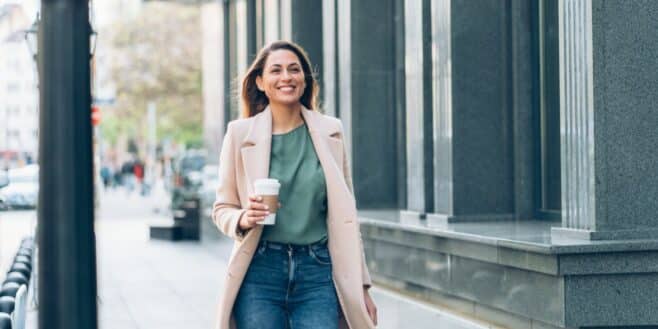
[535,0,561,221]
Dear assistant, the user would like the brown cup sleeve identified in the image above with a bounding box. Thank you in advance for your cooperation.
[260,195,279,213]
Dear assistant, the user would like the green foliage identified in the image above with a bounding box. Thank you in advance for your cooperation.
[102,2,202,148]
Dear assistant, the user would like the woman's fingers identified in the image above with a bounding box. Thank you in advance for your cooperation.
[247,209,269,218]
[248,195,269,210]
[242,195,271,229]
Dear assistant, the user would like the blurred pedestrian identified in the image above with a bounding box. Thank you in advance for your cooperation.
[212,40,377,329]
[121,159,136,193]
[133,158,145,195]
[100,164,112,189]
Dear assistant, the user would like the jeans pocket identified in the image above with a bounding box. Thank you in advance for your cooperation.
[309,246,332,265]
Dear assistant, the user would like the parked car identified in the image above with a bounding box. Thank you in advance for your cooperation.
[0,165,39,209]
[171,150,207,210]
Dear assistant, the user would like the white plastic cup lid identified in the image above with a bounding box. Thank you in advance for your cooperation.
[254,178,280,194]
[254,178,280,188]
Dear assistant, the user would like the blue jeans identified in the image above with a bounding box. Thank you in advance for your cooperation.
[233,238,339,329]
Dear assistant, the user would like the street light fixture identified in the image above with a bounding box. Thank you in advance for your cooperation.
[24,14,98,61]
[24,14,39,63]
[89,23,98,60]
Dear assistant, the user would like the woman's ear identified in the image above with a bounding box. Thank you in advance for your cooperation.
[256,76,264,92]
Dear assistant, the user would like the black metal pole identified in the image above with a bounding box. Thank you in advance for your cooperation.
[38,0,98,328]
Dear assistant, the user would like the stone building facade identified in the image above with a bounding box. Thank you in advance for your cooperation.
[210,1,658,328]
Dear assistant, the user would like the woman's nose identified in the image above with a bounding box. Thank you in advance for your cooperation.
[281,70,292,80]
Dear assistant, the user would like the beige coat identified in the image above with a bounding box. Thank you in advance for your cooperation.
[212,107,375,329]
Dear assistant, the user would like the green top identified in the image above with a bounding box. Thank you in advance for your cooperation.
[261,123,328,245]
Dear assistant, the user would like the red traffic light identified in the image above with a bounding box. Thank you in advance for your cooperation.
[91,105,101,126]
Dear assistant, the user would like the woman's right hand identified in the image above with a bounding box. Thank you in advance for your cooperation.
[238,195,270,231]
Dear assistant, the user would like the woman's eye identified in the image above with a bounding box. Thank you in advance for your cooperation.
[270,69,280,73]
[290,68,300,73]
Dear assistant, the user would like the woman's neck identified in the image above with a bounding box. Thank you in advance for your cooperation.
[270,102,304,134]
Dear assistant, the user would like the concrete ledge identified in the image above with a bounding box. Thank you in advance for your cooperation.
[552,226,658,240]
[364,238,564,327]
[361,214,658,328]
[359,211,658,254]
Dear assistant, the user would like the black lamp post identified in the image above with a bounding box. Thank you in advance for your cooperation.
[38,0,99,328]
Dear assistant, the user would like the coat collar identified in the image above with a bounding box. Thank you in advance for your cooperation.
[239,105,344,200]
[241,105,339,146]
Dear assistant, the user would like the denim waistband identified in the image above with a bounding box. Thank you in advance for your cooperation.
[258,236,328,252]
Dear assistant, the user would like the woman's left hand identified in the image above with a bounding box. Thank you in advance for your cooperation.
[364,288,378,326]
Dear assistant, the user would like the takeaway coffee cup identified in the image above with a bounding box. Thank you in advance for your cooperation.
[254,178,281,225]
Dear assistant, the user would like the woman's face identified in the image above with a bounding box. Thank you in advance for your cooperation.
[256,49,306,107]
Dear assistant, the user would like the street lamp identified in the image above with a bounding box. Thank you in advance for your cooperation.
[24,14,39,65]
[89,23,98,60]
[24,14,98,61]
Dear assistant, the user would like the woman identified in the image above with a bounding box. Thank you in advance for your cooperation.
[212,40,378,329]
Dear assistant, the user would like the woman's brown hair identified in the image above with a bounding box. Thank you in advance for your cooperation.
[241,40,319,118]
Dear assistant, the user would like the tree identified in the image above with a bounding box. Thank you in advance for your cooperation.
[102,2,203,150]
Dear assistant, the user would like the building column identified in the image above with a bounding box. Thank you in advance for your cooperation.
[337,0,401,209]
[552,0,658,240]
[201,2,225,163]
[290,1,323,73]
[322,0,337,117]
[427,0,516,224]
[224,0,255,119]
[402,0,433,220]
[38,0,98,328]
[262,0,280,45]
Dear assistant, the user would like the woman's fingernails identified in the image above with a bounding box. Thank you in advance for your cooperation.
[264,205,269,210]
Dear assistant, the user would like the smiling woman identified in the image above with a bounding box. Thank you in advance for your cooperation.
[212,40,377,329]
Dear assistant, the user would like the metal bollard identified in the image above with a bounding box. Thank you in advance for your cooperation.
[0,313,10,329]
[0,297,14,314]
[4,274,27,288]
[7,265,29,281]
[0,283,20,298]
[11,258,30,272]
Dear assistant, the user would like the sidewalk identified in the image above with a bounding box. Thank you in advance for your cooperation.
[95,190,232,329]
[94,191,492,329]
[2,189,493,329]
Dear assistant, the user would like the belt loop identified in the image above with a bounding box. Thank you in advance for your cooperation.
[259,240,267,253]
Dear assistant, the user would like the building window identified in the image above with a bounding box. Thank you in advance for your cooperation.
[537,0,561,219]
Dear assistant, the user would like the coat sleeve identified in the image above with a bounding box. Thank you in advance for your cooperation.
[212,123,248,241]
[338,121,373,290]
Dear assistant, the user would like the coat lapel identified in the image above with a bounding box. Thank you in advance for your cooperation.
[240,107,272,195]
[301,108,343,172]
[301,109,354,223]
